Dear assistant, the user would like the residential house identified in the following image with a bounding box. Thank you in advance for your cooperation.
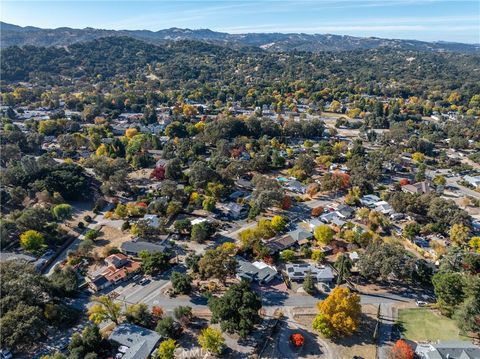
[360,194,381,207]
[402,181,433,195]
[285,263,334,283]
[415,341,480,359]
[283,178,306,194]
[464,175,480,188]
[219,202,248,220]
[320,211,343,225]
[235,178,254,190]
[142,214,160,228]
[88,253,141,292]
[287,228,313,245]
[265,235,297,253]
[336,204,354,219]
[374,201,393,214]
[120,239,169,257]
[236,257,278,284]
[109,323,161,359]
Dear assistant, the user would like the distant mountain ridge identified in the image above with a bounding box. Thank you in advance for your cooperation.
[1,21,479,53]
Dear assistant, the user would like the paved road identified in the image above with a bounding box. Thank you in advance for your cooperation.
[377,303,395,359]
[112,281,412,312]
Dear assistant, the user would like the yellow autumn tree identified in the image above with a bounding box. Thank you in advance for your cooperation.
[312,287,361,338]
[412,152,425,163]
[125,127,138,139]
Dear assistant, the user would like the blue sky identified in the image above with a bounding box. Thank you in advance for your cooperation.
[1,0,479,43]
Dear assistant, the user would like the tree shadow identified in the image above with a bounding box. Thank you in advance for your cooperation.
[330,312,377,347]
[257,286,289,306]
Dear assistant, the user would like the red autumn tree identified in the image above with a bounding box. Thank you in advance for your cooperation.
[282,196,293,210]
[151,306,164,320]
[390,339,414,359]
[150,166,165,180]
[290,333,305,347]
[311,206,324,217]
[399,178,410,186]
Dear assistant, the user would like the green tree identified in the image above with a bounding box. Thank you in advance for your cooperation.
[170,271,192,294]
[125,303,152,328]
[303,271,315,295]
[52,203,73,221]
[432,271,466,316]
[84,229,100,241]
[208,280,262,337]
[198,326,224,355]
[140,251,171,275]
[191,221,214,243]
[19,230,46,253]
[173,306,193,323]
[198,249,236,283]
[202,196,216,212]
[155,316,176,338]
[49,265,79,296]
[87,296,122,324]
[335,253,352,285]
[314,225,334,245]
[280,249,296,262]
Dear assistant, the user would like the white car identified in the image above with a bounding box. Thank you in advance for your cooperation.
[416,300,428,307]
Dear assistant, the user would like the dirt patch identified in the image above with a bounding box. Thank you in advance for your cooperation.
[92,225,132,258]
[293,304,377,359]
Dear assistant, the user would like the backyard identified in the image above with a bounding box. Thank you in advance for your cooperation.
[397,308,468,342]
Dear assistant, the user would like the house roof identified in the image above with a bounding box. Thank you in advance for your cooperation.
[285,263,334,281]
[265,235,296,253]
[415,341,480,359]
[402,181,432,194]
[109,323,161,359]
[287,229,313,242]
[236,257,277,283]
[121,240,167,255]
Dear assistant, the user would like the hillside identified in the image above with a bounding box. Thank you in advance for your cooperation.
[1,21,478,53]
[2,37,479,109]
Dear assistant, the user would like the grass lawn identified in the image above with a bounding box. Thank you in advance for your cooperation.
[398,308,468,341]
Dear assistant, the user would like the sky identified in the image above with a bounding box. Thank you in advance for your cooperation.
[1,0,479,43]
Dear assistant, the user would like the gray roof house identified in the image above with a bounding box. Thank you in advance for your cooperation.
[120,239,169,257]
[415,341,480,359]
[360,194,381,207]
[287,229,313,242]
[109,323,161,359]
[464,175,480,188]
[236,257,278,284]
[285,263,334,283]
[336,204,354,219]
[402,181,433,195]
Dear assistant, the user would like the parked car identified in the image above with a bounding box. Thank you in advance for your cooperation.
[416,300,428,307]
[139,277,150,285]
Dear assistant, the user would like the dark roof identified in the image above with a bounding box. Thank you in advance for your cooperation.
[91,275,109,287]
[120,240,167,255]
[265,235,296,253]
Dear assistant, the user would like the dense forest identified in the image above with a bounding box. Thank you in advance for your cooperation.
[2,37,480,105]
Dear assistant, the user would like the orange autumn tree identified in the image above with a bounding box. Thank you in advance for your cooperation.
[290,333,305,347]
[312,287,361,338]
[390,339,414,359]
